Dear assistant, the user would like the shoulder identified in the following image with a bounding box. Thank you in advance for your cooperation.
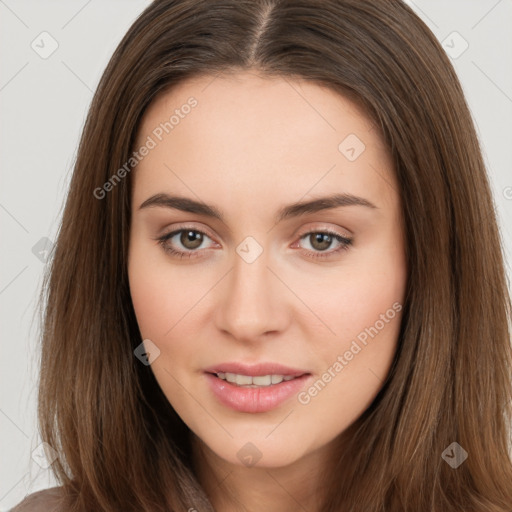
[10,486,69,512]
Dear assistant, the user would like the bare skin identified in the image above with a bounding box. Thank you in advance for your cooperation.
[128,71,407,512]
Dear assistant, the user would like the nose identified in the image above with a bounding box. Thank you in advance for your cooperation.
[214,247,288,343]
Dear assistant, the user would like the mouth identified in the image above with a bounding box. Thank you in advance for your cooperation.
[204,361,309,380]
[207,371,302,388]
[203,362,312,413]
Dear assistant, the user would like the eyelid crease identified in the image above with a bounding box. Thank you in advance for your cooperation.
[155,221,352,244]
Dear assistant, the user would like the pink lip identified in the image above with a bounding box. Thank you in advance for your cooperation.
[203,361,309,377]
[204,362,312,413]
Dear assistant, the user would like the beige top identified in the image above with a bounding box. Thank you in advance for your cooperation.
[10,486,69,512]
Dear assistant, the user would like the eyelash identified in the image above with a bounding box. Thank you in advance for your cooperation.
[155,226,353,261]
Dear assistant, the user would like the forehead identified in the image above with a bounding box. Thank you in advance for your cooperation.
[132,71,398,213]
[137,71,378,152]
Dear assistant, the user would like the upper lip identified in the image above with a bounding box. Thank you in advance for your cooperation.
[204,362,310,377]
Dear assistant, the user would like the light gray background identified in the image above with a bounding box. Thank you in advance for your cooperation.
[1,1,511,509]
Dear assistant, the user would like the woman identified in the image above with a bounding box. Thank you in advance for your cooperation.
[12,0,512,511]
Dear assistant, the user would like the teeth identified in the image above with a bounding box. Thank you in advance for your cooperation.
[216,372,297,387]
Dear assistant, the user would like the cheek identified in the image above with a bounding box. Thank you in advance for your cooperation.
[295,241,405,398]
[128,239,205,341]
[294,249,405,353]
[128,267,169,341]
[295,291,403,437]
[296,248,406,420]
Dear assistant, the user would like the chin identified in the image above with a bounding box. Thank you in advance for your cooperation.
[200,431,315,470]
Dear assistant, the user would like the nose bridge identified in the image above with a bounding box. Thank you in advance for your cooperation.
[232,237,269,298]
[215,236,285,340]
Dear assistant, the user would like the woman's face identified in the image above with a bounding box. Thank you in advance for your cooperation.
[128,71,407,468]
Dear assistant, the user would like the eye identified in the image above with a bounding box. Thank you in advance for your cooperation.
[155,228,215,259]
[296,230,353,260]
[154,227,353,260]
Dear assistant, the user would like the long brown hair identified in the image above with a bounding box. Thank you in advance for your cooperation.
[34,0,512,510]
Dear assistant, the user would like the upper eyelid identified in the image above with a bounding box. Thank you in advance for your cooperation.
[160,222,352,240]
[161,225,217,244]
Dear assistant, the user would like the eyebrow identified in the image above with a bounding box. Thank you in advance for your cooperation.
[138,192,377,223]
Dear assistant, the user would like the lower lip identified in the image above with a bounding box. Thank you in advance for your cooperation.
[205,373,312,413]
